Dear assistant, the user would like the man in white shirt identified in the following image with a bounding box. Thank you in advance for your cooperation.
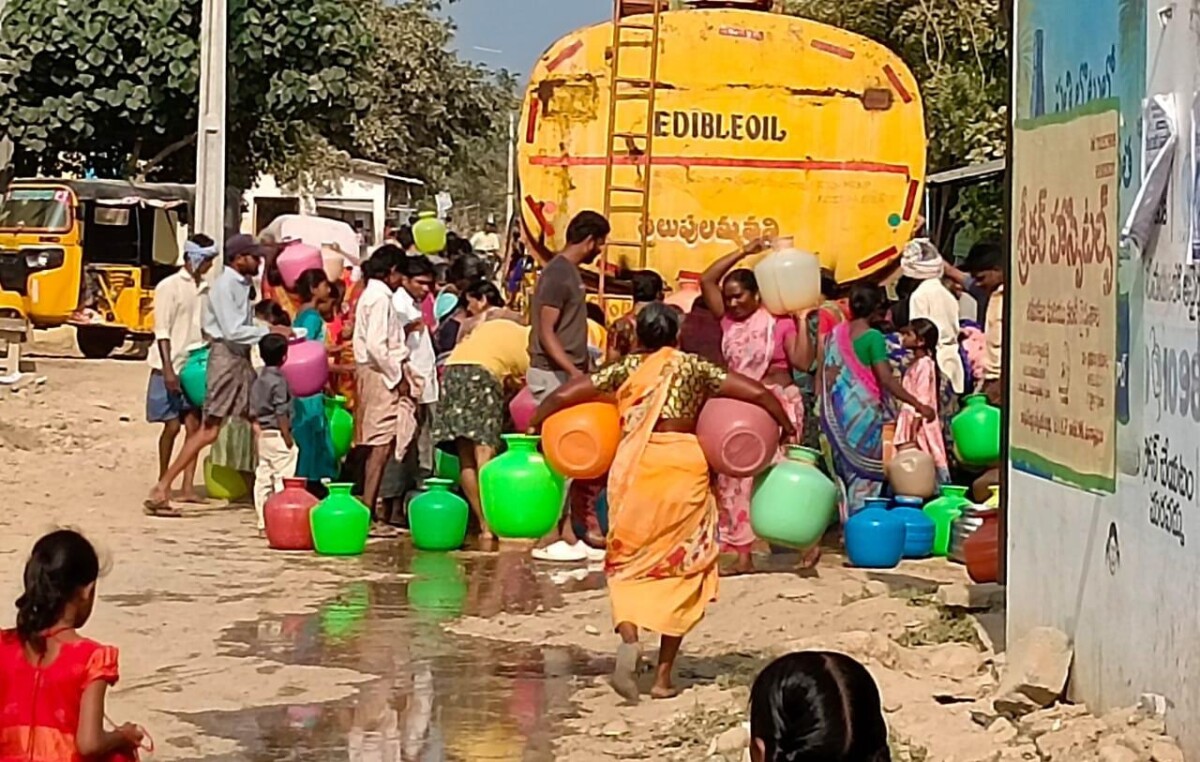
[353,245,418,525]
[145,235,217,503]
[470,217,502,258]
[393,256,439,437]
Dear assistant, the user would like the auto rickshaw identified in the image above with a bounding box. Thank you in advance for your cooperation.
[0,179,193,358]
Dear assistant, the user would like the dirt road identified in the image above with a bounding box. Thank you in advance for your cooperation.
[0,336,1184,761]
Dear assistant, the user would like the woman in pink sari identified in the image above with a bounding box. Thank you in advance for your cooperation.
[700,239,806,574]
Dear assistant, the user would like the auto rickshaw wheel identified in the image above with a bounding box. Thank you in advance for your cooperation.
[76,326,126,359]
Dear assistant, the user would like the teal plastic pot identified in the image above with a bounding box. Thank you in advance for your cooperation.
[311,483,371,556]
[409,478,469,551]
[479,434,564,539]
[951,394,1001,466]
[179,345,210,407]
[750,446,837,548]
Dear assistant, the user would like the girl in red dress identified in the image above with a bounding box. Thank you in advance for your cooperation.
[0,530,145,762]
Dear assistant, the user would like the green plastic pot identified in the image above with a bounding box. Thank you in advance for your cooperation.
[413,210,448,254]
[324,395,354,460]
[311,483,371,556]
[434,449,461,484]
[410,478,469,551]
[180,345,210,407]
[923,485,972,556]
[479,434,564,539]
[951,394,1001,467]
[203,456,247,501]
[750,446,837,549]
[407,552,467,622]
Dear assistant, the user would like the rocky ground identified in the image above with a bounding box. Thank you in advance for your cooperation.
[0,330,1187,761]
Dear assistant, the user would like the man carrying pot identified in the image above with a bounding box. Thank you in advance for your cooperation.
[145,234,290,515]
[145,234,218,504]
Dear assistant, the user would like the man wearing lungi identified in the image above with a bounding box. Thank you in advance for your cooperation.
[146,234,287,515]
[353,245,421,530]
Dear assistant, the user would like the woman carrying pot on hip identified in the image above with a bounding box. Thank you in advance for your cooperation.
[700,238,807,574]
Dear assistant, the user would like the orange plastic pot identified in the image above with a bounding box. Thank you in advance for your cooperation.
[542,402,621,479]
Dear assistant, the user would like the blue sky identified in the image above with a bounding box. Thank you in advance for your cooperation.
[446,0,610,78]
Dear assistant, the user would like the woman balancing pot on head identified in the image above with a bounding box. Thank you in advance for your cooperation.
[531,303,795,703]
[699,238,808,574]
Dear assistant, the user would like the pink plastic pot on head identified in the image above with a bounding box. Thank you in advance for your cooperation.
[510,386,537,433]
[281,339,330,398]
[277,241,324,290]
[696,398,781,477]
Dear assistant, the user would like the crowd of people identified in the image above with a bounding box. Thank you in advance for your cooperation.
[131,209,1005,703]
[0,209,1010,760]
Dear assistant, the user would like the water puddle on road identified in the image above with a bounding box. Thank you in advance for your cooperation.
[182,545,610,761]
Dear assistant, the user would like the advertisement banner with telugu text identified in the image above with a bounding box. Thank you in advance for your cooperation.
[1011,101,1119,494]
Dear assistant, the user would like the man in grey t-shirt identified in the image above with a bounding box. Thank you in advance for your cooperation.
[526,211,610,403]
[526,211,610,564]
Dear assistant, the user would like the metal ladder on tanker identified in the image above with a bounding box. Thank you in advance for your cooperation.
[599,0,666,307]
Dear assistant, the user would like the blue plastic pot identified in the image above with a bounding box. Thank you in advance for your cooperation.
[891,496,935,559]
[845,504,906,569]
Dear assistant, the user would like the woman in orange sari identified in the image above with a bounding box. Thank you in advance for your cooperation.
[533,304,793,702]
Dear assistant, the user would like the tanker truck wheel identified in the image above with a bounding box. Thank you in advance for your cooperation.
[76,326,125,359]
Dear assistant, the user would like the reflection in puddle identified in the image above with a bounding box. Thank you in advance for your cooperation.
[183,547,609,760]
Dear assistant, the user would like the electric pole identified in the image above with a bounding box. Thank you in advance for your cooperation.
[194,0,227,242]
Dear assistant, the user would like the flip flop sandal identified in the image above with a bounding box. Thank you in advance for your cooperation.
[610,643,641,704]
[143,501,183,518]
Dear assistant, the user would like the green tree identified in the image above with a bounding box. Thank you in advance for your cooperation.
[354,0,517,220]
[783,0,1007,240]
[0,0,375,188]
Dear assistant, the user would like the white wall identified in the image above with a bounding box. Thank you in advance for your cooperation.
[240,171,386,245]
[1007,1,1200,756]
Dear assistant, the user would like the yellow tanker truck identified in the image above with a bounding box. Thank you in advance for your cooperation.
[517,0,927,307]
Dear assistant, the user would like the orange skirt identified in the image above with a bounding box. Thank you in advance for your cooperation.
[605,433,719,637]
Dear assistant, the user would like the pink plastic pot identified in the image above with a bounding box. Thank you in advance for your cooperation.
[281,339,329,398]
[665,271,702,314]
[510,386,537,433]
[696,398,780,477]
[277,241,324,290]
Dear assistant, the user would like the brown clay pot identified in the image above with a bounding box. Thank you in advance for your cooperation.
[887,443,937,499]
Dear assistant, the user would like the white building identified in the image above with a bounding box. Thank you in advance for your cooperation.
[240,159,423,257]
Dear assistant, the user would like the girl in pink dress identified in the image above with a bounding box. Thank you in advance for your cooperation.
[895,318,951,484]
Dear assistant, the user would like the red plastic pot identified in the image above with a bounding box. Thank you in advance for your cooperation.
[264,478,318,551]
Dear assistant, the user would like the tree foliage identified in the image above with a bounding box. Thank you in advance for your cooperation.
[783,0,1007,238]
[0,0,513,214]
[355,0,517,218]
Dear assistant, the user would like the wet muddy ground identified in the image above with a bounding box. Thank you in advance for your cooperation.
[187,546,610,761]
[3,350,1187,761]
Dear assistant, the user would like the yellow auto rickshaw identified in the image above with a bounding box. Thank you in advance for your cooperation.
[0,178,193,358]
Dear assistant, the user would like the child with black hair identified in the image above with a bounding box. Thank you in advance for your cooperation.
[250,333,297,532]
[895,318,950,483]
[0,530,147,761]
[749,651,890,762]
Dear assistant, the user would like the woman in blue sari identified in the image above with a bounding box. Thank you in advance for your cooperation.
[291,269,338,484]
[821,285,934,521]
